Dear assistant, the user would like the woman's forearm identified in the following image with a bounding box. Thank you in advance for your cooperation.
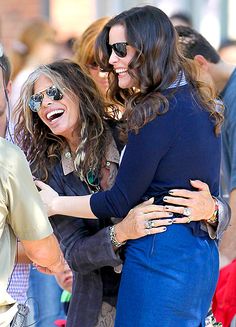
[51,194,96,218]
[36,180,96,218]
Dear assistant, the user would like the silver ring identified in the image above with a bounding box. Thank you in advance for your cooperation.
[145,220,155,229]
[146,228,151,235]
[150,220,155,228]
[186,216,191,223]
[183,207,191,217]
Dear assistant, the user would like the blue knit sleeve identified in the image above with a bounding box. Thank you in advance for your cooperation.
[90,109,178,219]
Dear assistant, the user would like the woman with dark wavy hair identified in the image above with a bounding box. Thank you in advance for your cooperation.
[35,6,224,326]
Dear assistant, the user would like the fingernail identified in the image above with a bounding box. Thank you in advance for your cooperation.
[168,220,173,224]
[168,190,174,194]
[163,197,168,201]
[172,219,177,223]
[168,213,173,217]
[163,227,167,231]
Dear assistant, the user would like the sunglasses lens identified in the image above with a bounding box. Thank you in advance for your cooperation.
[29,94,43,112]
[107,43,127,58]
[46,86,63,101]
[114,43,127,57]
[29,86,63,112]
[88,61,99,69]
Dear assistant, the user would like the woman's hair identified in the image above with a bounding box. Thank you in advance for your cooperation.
[95,5,223,137]
[14,59,113,181]
[73,17,110,74]
[10,19,57,80]
[73,16,121,116]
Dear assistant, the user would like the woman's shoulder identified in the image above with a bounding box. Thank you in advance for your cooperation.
[167,84,204,111]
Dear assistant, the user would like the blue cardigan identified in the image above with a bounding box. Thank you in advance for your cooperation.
[91,84,221,235]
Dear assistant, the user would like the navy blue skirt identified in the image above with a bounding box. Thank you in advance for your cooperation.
[115,224,219,327]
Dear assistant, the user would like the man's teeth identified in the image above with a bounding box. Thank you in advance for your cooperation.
[47,110,64,120]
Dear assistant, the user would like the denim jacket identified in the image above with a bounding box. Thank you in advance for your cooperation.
[48,141,122,327]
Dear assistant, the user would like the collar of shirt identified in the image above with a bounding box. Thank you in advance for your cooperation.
[61,138,120,177]
[61,148,75,176]
[167,71,187,89]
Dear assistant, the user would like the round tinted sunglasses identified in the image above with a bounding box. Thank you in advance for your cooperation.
[29,86,63,112]
[107,42,128,58]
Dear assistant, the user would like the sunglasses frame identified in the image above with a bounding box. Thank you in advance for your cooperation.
[86,62,110,73]
[29,85,63,112]
[87,62,99,70]
[107,42,128,58]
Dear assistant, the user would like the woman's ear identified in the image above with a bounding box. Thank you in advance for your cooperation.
[193,55,210,71]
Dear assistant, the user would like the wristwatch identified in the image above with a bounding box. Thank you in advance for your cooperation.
[109,225,126,248]
[207,198,219,225]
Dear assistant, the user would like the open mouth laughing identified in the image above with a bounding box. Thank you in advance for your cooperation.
[46,109,65,122]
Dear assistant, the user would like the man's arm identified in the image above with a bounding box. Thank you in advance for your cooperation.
[16,242,31,264]
[21,234,65,274]
[4,142,64,274]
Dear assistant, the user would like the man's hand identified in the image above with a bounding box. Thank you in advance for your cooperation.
[34,252,66,275]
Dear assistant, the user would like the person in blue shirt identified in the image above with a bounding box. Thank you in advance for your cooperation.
[21,6,224,326]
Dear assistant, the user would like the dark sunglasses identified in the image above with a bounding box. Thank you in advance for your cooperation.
[29,86,63,112]
[87,61,99,69]
[87,62,109,73]
[107,42,128,58]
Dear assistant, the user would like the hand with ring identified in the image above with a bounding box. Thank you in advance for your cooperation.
[114,198,174,242]
[183,207,192,223]
[162,180,216,224]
